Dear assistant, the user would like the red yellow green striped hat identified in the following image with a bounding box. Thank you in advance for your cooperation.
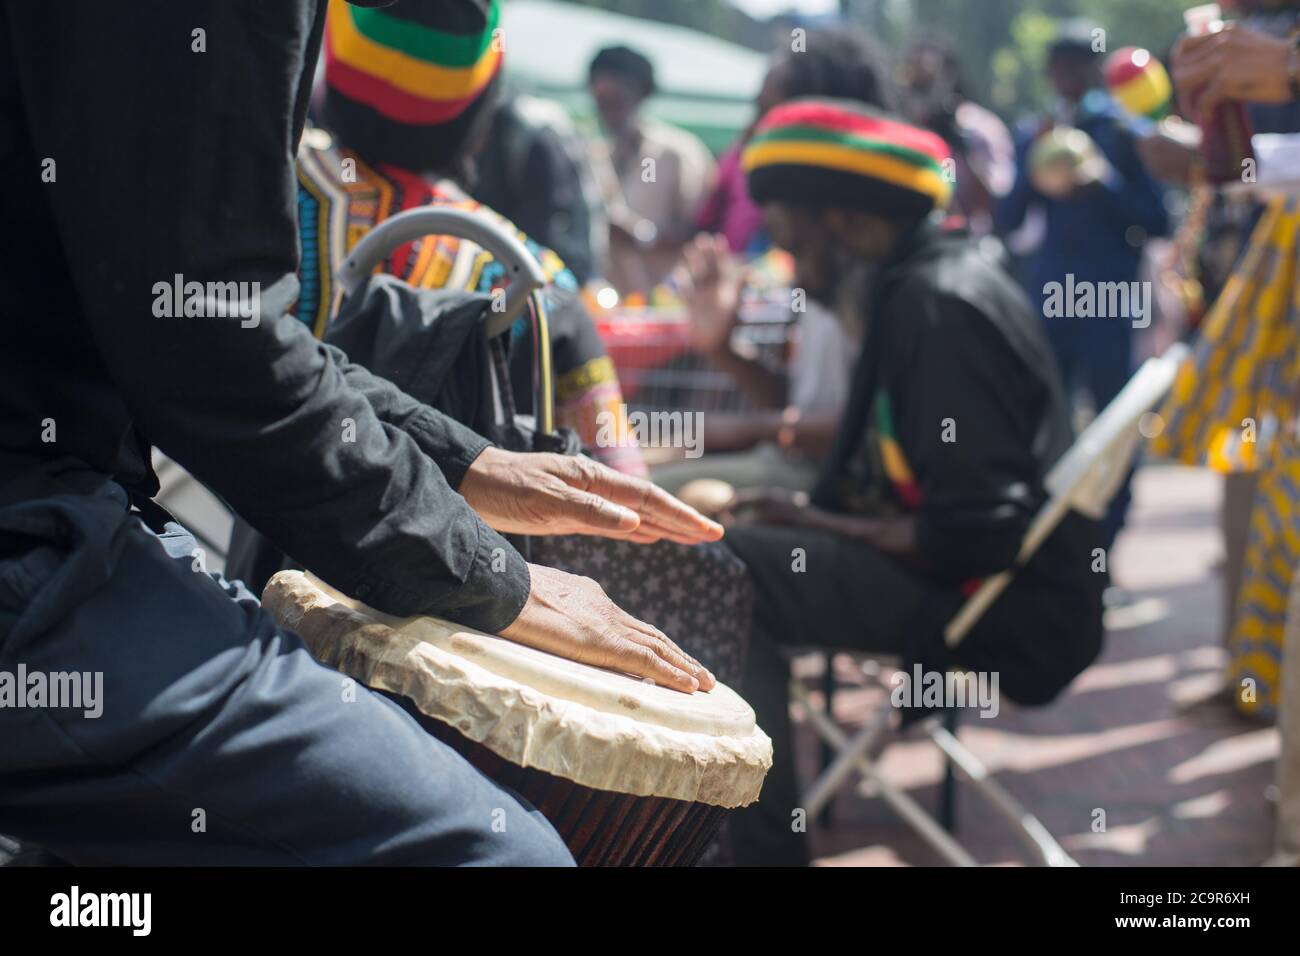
[323,0,503,171]
[743,98,954,220]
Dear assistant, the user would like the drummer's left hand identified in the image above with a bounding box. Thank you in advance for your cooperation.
[460,447,725,545]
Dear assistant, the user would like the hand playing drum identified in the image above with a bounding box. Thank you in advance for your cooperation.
[459,447,725,691]
[501,564,715,694]
[460,447,724,546]
[262,572,772,866]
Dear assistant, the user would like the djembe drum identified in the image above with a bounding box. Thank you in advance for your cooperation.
[262,571,771,866]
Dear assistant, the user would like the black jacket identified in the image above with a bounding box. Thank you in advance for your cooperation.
[815,221,1076,584]
[815,222,1104,703]
[0,0,528,631]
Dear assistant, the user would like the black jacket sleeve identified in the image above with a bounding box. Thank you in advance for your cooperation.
[327,340,491,491]
[5,0,528,630]
[888,286,1041,583]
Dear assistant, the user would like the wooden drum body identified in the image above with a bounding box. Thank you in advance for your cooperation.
[262,571,771,866]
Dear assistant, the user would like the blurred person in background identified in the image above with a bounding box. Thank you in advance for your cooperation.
[1138,2,1300,661]
[696,28,897,257]
[659,30,896,499]
[1137,1,1300,194]
[474,89,607,286]
[996,20,1169,562]
[587,45,715,296]
[1175,0,1300,129]
[898,37,1016,236]
[1145,0,1300,866]
[725,98,1105,866]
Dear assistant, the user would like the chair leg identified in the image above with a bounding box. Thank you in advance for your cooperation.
[939,708,959,832]
[818,653,836,826]
[789,666,1076,866]
[922,717,1079,867]
[791,681,979,866]
[798,686,893,820]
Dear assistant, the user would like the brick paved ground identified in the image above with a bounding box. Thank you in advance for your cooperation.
[799,464,1281,867]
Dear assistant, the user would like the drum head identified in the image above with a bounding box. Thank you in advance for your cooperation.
[263,571,772,807]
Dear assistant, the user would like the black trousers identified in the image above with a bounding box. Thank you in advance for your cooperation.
[723,520,1104,866]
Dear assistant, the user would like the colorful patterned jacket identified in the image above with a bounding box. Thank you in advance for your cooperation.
[295,129,645,474]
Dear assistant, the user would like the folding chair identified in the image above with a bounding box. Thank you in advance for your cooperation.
[792,343,1190,866]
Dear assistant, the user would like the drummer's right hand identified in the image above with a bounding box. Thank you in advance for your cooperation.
[460,447,724,545]
[500,564,716,694]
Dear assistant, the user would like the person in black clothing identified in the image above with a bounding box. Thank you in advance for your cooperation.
[474,91,605,286]
[0,0,721,866]
[995,23,1169,554]
[711,98,1106,865]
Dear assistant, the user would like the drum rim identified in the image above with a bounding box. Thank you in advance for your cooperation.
[263,571,772,808]
[312,576,758,738]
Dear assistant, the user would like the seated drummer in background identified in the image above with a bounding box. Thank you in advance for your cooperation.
[658,29,900,500]
[721,99,1107,866]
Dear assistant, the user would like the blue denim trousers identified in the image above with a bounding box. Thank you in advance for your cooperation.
[0,460,571,866]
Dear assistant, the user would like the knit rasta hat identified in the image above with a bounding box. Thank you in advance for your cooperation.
[323,0,503,172]
[742,98,953,221]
